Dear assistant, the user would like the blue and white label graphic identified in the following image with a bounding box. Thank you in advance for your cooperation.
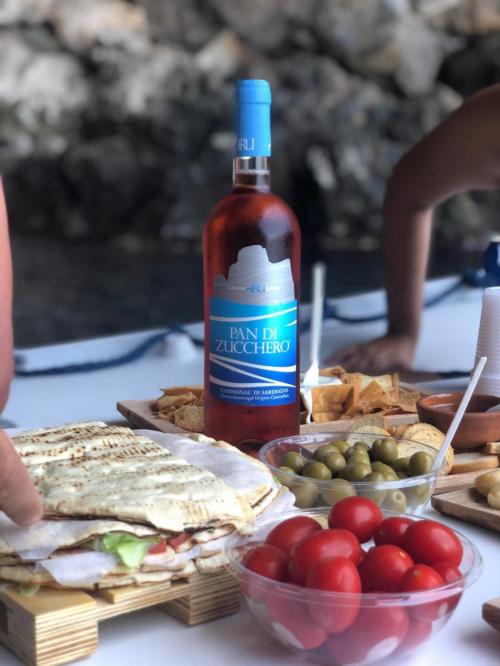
[209,244,298,407]
[209,298,297,406]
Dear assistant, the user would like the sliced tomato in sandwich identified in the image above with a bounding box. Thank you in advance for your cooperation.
[167,533,190,551]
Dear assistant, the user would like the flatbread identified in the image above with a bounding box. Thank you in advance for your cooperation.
[13,426,255,532]
[0,561,196,590]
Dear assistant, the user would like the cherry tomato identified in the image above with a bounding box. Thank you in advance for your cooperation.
[374,517,413,548]
[399,564,447,621]
[242,544,288,582]
[396,618,432,655]
[148,540,167,555]
[289,529,362,585]
[432,562,463,613]
[432,562,462,584]
[265,516,321,556]
[402,520,463,567]
[266,594,328,650]
[328,497,383,543]
[358,544,414,592]
[242,544,288,602]
[327,604,409,664]
[307,557,361,633]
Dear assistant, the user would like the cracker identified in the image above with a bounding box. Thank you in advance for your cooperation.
[172,406,204,433]
[451,452,499,475]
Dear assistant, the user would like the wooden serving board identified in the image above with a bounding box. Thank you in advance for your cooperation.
[483,597,500,632]
[431,487,500,533]
[117,399,418,437]
[0,570,239,666]
[433,471,488,495]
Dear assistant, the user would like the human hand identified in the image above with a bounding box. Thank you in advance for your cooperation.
[0,430,43,526]
[331,334,417,374]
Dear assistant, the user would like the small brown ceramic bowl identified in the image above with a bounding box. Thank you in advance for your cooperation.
[417,391,500,450]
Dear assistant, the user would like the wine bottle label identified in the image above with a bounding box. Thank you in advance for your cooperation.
[209,245,297,407]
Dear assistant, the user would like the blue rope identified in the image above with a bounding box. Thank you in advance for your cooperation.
[323,277,464,324]
[15,326,203,377]
[14,277,465,377]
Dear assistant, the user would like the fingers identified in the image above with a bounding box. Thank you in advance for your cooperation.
[0,431,43,526]
[331,345,376,374]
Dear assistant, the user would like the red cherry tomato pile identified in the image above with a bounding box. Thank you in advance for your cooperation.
[241,498,465,663]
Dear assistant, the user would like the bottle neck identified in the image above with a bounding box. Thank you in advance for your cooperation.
[232,157,271,192]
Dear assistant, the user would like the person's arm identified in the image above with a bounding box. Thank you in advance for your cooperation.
[334,85,500,373]
[0,430,42,525]
[0,179,14,410]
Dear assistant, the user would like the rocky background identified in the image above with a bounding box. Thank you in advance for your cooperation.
[2,0,500,345]
[2,0,500,255]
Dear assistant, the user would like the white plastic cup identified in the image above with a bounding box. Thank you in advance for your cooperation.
[476,375,500,397]
[475,287,500,377]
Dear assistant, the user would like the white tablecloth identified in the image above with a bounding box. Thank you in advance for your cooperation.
[1,277,498,665]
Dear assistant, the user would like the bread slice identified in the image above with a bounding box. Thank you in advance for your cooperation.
[451,452,499,474]
[484,442,500,455]
[400,423,454,475]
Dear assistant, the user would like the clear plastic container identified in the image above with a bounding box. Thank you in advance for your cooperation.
[259,432,444,513]
[225,508,482,666]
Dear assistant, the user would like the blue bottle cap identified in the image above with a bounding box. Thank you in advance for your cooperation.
[235,79,271,158]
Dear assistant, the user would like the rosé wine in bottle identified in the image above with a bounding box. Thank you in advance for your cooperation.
[203,80,301,451]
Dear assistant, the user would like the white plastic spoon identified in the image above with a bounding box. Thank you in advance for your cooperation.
[303,262,326,389]
[432,356,487,472]
[302,262,327,424]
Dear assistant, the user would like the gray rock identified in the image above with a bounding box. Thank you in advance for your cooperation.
[49,0,149,53]
[394,14,455,95]
[439,0,500,34]
[0,0,53,25]
[0,31,90,154]
[314,0,410,71]
[209,0,320,53]
[140,0,220,50]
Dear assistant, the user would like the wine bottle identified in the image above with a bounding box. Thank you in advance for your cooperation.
[203,79,301,450]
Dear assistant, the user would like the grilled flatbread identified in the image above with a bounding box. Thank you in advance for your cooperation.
[13,425,255,532]
[1,422,278,590]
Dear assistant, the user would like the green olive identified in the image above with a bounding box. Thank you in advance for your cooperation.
[291,481,320,508]
[347,453,371,466]
[392,457,411,474]
[359,472,387,505]
[303,461,332,481]
[371,461,399,481]
[338,462,372,482]
[323,451,347,475]
[346,448,370,463]
[281,451,306,473]
[353,441,371,452]
[409,451,434,476]
[277,466,296,487]
[371,438,399,465]
[321,479,357,506]
[384,489,407,512]
[396,470,409,479]
[333,440,351,455]
[405,482,431,507]
[313,444,340,463]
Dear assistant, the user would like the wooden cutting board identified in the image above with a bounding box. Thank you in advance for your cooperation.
[483,597,500,632]
[433,471,489,495]
[0,570,239,666]
[116,399,418,436]
[431,487,500,533]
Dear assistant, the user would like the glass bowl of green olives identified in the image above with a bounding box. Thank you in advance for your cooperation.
[259,432,443,513]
